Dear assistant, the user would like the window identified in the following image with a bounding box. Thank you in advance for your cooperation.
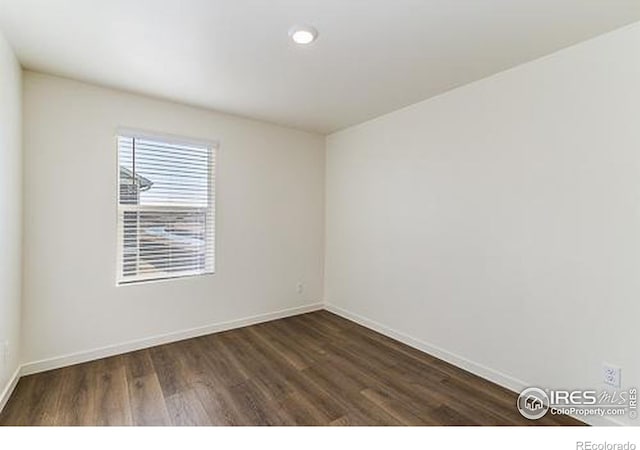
[117,132,215,284]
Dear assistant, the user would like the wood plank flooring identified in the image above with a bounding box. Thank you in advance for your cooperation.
[0,311,583,426]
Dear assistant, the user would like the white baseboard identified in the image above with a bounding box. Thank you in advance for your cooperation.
[0,366,21,414]
[21,302,323,376]
[324,303,623,427]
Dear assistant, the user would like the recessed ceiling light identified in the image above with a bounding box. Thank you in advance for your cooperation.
[289,25,318,45]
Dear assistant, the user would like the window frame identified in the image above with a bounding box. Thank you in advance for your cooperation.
[115,128,218,285]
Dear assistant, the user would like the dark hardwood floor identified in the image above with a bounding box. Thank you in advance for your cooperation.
[0,310,582,426]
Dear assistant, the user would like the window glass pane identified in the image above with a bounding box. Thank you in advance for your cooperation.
[118,136,138,205]
[120,210,210,280]
[135,138,209,208]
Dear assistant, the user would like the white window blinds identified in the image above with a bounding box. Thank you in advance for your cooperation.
[117,134,215,284]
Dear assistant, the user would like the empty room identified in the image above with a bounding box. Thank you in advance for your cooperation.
[0,0,639,446]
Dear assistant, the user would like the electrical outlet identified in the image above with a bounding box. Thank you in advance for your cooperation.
[603,363,621,388]
[296,282,304,294]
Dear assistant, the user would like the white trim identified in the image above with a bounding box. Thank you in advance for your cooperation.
[0,366,21,414]
[324,303,624,427]
[21,302,323,376]
[116,127,219,150]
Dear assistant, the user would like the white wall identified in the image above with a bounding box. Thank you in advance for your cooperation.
[22,72,325,367]
[0,30,22,403]
[325,22,640,425]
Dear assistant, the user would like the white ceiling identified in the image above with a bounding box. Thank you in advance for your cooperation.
[1,0,639,134]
